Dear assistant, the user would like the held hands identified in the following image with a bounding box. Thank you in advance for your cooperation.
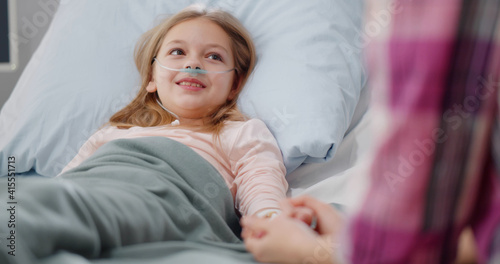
[241,196,343,264]
[283,195,341,236]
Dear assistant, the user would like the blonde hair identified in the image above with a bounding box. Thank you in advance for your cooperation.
[108,5,256,135]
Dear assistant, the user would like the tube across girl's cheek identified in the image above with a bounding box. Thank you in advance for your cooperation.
[154,65,175,84]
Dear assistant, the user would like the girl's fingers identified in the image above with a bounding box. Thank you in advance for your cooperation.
[241,216,271,232]
[279,199,294,217]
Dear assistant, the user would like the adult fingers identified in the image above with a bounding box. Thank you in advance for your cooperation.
[281,198,316,223]
[289,195,341,234]
[291,206,314,226]
[243,236,260,256]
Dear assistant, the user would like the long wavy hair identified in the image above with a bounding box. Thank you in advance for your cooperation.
[108,5,256,135]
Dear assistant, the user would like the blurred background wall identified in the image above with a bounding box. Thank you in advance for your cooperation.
[0,0,59,109]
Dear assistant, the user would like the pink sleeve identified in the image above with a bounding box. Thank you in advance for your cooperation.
[228,119,288,216]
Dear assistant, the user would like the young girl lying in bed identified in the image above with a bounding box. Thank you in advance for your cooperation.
[0,5,289,263]
[60,5,287,218]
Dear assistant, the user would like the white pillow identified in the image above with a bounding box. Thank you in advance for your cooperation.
[0,0,365,176]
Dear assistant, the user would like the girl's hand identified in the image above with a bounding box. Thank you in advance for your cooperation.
[241,215,335,264]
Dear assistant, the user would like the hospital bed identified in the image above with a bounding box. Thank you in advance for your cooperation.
[0,0,369,262]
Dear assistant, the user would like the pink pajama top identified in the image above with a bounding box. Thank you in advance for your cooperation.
[59,119,288,216]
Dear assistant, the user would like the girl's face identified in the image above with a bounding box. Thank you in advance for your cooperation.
[147,17,239,124]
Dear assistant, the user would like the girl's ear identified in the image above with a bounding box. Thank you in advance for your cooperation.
[146,81,157,93]
[228,77,243,101]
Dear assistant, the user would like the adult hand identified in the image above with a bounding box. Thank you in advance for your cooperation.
[241,214,335,264]
[282,195,342,236]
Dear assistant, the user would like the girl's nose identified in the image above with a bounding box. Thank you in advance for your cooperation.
[183,57,203,70]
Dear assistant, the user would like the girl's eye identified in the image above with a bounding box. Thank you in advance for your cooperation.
[208,53,222,61]
[170,49,184,56]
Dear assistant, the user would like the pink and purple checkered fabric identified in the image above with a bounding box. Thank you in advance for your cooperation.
[349,0,500,263]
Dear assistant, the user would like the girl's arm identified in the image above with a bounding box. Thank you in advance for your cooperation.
[227,119,288,216]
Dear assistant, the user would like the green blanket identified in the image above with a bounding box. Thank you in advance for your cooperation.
[0,137,256,263]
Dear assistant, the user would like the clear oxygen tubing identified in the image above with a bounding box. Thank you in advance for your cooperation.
[153,58,235,77]
[152,57,236,125]
[155,97,180,126]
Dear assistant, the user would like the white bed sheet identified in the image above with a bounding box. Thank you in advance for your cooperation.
[287,97,372,211]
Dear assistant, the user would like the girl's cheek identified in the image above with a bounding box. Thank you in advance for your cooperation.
[156,70,174,82]
[213,75,233,90]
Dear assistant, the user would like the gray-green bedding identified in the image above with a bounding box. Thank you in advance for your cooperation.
[0,137,257,263]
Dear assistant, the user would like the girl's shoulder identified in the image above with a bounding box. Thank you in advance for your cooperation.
[221,119,276,143]
[222,118,271,134]
[220,118,281,159]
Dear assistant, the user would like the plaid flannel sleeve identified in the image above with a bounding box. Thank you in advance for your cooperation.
[347,0,500,263]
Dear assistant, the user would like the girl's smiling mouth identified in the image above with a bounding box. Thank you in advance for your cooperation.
[176,77,206,91]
